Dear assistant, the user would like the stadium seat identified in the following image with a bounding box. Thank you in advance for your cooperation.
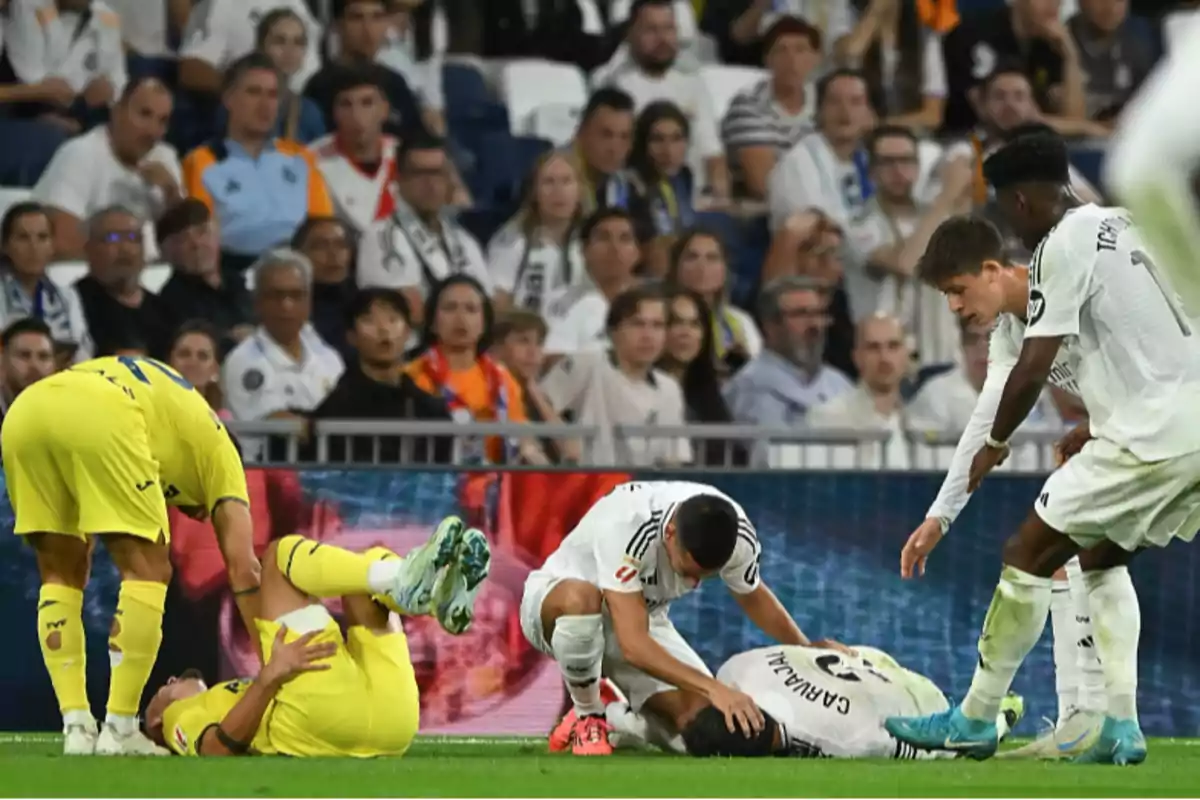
[500,60,589,146]
[444,62,506,126]
[0,186,33,223]
[471,132,552,206]
[699,65,768,123]
[0,121,70,188]
[1068,146,1106,193]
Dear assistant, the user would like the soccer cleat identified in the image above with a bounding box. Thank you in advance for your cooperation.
[388,516,464,615]
[997,693,1026,742]
[571,714,614,756]
[62,718,98,755]
[432,527,491,635]
[94,724,169,756]
[549,680,623,753]
[884,706,999,760]
[1072,716,1147,765]
[998,708,1103,760]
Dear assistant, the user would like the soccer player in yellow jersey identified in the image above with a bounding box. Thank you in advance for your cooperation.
[142,517,491,757]
[1,355,261,756]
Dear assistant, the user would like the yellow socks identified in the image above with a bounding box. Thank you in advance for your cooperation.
[277,535,401,598]
[37,584,89,717]
[106,580,167,719]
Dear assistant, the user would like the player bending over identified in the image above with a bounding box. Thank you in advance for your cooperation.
[1,355,263,756]
[886,133,1200,765]
[143,517,489,756]
[522,480,849,757]
[899,215,1107,759]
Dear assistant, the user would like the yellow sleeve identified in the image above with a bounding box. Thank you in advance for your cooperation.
[162,694,221,756]
[201,419,250,512]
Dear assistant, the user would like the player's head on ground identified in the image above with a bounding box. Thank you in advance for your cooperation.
[664,494,740,580]
[144,668,208,748]
[983,130,1074,250]
[919,215,1021,326]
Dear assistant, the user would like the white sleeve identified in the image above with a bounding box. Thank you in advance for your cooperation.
[356,222,419,290]
[540,353,590,413]
[925,330,1018,524]
[592,499,652,595]
[179,0,231,67]
[5,0,48,84]
[660,376,693,465]
[719,512,761,595]
[767,147,820,230]
[486,230,525,294]
[463,233,494,294]
[921,31,948,99]
[544,301,586,355]
[31,141,90,219]
[691,78,723,160]
[1025,224,1094,339]
[99,13,127,94]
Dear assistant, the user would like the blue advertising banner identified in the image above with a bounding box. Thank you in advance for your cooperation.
[0,469,1196,736]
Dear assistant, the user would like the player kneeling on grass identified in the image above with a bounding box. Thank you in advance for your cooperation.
[522,480,851,757]
[142,517,489,757]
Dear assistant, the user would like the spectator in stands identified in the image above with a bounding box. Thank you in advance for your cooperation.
[476,0,609,71]
[357,133,490,329]
[542,284,691,466]
[106,0,189,58]
[488,151,586,318]
[807,313,911,468]
[178,0,321,95]
[223,248,344,431]
[375,1,447,127]
[167,320,224,412]
[0,0,77,110]
[629,101,696,261]
[665,228,762,375]
[182,53,335,274]
[155,199,253,354]
[722,16,821,200]
[310,287,452,464]
[704,0,856,66]
[247,8,326,143]
[292,216,356,356]
[571,87,655,240]
[75,205,172,358]
[593,0,730,200]
[939,0,1091,135]
[310,66,400,236]
[723,276,851,425]
[0,317,56,423]
[32,76,181,261]
[544,208,640,357]
[768,69,876,230]
[405,275,547,465]
[842,125,966,369]
[0,201,90,364]
[5,0,126,129]
[1068,0,1154,122]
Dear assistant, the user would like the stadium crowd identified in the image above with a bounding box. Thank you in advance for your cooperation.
[0,0,1189,468]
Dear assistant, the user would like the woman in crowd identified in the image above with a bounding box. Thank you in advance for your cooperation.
[251,8,326,143]
[487,151,586,319]
[167,320,224,413]
[629,101,697,246]
[666,228,761,377]
[0,201,90,366]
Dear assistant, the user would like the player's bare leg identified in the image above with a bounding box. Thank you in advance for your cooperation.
[95,533,173,756]
[539,579,613,756]
[28,532,97,755]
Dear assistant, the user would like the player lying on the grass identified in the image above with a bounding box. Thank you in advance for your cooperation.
[900,214,1106,759]
[604,645,1023,758]
[886,133,1200,766]
[1,352,262,756]
[522,480,851,757]
[143,517,489,756]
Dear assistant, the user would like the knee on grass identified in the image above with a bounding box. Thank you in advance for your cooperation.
[681,705,778,758]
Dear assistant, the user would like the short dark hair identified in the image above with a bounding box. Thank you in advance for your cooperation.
[335,0,386,17]
[1,201,50,244]
[290,215,350,249]
[673,494,740,571]
[156,198,211,246]
[1,317,52,350]
[865,124,918,162]
[581,207,636,243]
[493,309,548,343]
[918,215,1008,285]
[981,62,1031,96]
[581,88,635,126]
[326,63,387,105]
[816,68,868,111]
[398,131,447,167]
[222,51,280,93]
[117,75,170,106]
[606,284,665,332]
[762,15,822,52]
[346,287,411,330]
[629,0,673,22]
[983,132,1070,192]
[167,319,221,356]
[1004,121,1057,143]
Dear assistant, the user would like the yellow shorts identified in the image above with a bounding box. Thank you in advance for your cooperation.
[2,372,169,542]
[255,611,420,758]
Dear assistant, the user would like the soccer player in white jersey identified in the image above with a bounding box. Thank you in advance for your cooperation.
[898,215,1107,759]
[1105,27,1200,319]
[886,133,1200,765]
[520,480,848,756]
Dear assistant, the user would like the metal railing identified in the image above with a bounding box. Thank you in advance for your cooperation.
[227,419,1067,473]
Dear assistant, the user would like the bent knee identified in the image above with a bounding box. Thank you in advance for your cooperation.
[541,579,603,635]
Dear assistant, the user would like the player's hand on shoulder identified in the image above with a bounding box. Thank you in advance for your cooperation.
[260,628,337,686]
[900,518,945,579]
[809,639,857,657]
[706,681,765,738]
[1053,421,1093,466]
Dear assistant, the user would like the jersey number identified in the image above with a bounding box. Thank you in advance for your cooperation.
[1132,250,1192,337]
[815,654,890,684]
[119,356,194,389]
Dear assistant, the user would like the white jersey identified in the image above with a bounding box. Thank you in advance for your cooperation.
[716,646,948,759]
[535,481,762,613]
[1023,204,1200,461]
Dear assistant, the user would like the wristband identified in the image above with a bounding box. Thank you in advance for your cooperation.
[214,725,251,754]
[936,516,950,535]
[984,434,1009,450]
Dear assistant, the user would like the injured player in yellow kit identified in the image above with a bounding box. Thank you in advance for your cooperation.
[600,645,1024,759]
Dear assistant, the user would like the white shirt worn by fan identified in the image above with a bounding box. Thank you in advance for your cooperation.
[486,222,588,320]
[180,0,322,93]
[768,131,870,230]
[310,133,399,235]
[542,285,611,356]
[5,0,127,95]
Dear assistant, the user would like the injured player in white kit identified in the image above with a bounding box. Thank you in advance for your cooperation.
[602,646,1024,759]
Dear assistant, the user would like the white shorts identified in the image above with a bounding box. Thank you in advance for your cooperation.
[1036,438,1200,551]
[520,570,711,712]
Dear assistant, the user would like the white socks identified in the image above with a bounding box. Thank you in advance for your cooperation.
[1050,580,1081,721]
[366,560,402,594]
[1065,558,1105,714]
[962,566,1053,721]
[1085,566,1141,723]
[605,703,687,753]
[550,614,605,717]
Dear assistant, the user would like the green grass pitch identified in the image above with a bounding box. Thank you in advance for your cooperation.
[2,734,1199,797]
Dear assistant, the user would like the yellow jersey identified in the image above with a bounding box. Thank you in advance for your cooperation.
[70,356,249,511]
[162,678,275,756]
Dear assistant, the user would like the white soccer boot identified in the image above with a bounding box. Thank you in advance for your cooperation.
[997,708,1104,760]
[62,715,98,755]
[95,722,170,756]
